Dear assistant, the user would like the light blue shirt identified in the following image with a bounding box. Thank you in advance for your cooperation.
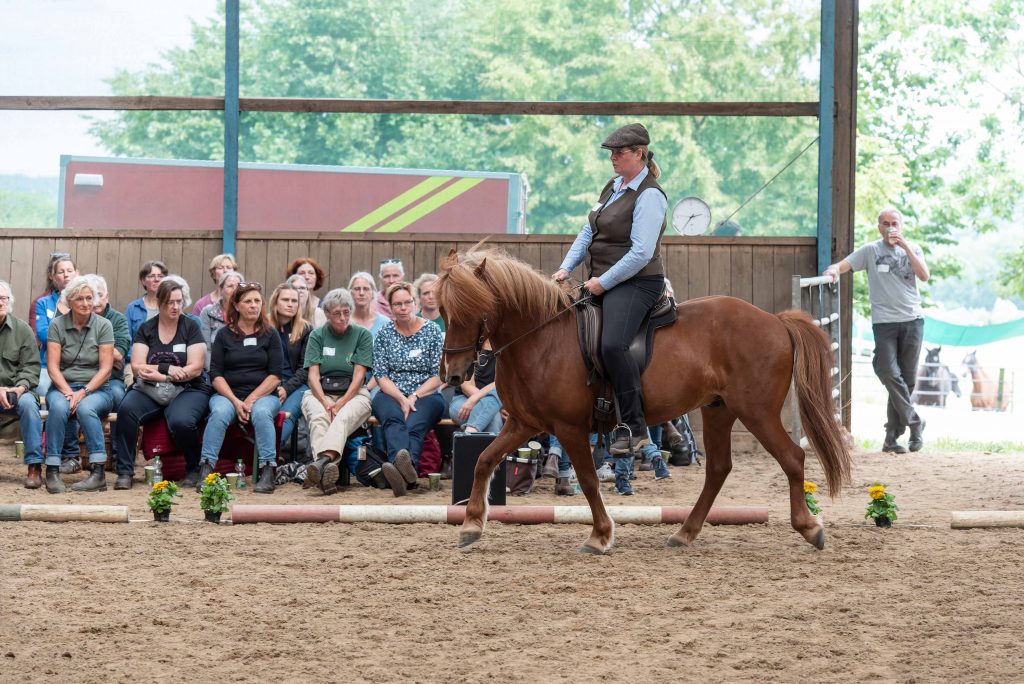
[559,165,668,290]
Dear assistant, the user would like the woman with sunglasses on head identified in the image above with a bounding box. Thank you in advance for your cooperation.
[125,260,169,341]
[371,282,444,497]
[199,281,283,494]
[374,258,405,320]
[348,272,390,338]
[192,253,237,316]
[113,279,211,489]
[267,282,312,448]
[43,276,115,494]
[285,273,327,328]
[33,253,78,395]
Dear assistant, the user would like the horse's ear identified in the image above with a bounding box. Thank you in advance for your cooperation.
[440,248,458,272]
[474,257,487,278]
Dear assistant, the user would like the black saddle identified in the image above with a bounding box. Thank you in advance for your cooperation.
[574,289,678,435]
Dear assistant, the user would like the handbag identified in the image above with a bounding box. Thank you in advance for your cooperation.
[321,375,352,394]
[134,380,185,407]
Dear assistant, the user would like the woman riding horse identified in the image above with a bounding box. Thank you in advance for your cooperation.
[552,123,667,463]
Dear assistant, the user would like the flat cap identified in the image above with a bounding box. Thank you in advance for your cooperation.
[601,123,650,149]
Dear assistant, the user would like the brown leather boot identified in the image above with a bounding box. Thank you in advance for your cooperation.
[25,464,43,489]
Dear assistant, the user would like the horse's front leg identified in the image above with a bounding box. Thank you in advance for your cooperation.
[557,425,615,554]
[458,418,534,549]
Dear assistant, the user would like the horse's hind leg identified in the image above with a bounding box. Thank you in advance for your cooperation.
[667,404,736,547]
[458,418,535,549]
[557,424,615,554]
[740,411,824,550]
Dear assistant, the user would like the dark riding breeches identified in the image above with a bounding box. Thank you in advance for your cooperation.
[599,275,664,434]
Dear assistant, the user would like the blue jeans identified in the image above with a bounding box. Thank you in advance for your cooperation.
[371,391,444,467]
[45,383,114,466]
[2,391,44,465]
[448,389,502,433]
[279,385,307,446]
[201,394,281,466]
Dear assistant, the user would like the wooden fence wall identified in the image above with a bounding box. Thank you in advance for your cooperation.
[1,230,816,321]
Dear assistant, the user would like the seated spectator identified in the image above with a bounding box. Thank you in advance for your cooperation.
[267,282,312,447]
[113,279,211,489]
[285,273,327,328]
[348,271,390,337]
[449,342,501,433]
[301,288,374,494]
[163,274,200,325]
[125,260,168,340]
[374,258,405,320]
[87,275,130,410]
[192,253,238,316]
[285,257,327,315]
[0,280,44,489]
[199,270,243,367]
[33,253,78,395]
[371,282,444,497]
[199,281,283,494]
[413,273,446,332]
[44,276,115,494]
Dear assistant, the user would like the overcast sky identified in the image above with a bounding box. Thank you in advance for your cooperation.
[0,0,217,176]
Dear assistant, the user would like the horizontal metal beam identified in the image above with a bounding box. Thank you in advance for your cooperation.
[0,95,818,117]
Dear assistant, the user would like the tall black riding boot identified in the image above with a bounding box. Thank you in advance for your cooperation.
[72,463,107,492]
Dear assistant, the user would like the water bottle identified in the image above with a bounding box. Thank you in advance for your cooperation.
[235,459,247,489]
[152,455,163,484]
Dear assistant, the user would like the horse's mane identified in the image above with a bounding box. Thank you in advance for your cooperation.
[437,244,570,326]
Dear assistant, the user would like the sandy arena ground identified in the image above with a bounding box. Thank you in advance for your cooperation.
[1,441,1023,683]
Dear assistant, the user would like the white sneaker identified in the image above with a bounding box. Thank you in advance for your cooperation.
[596,463,615,482]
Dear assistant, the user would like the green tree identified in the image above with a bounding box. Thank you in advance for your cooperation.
[0,187,56,228]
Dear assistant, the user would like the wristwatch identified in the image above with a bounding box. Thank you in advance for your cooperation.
[83,386,92,395]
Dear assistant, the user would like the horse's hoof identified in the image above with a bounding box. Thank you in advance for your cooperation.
[810,527,825,551]
[458,531,481,549]
[666,534,691,548]
[578,542,610,555]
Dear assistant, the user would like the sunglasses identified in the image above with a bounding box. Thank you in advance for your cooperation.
[380,258,402,266]
[50,252,72,260]
[237,281,263,292]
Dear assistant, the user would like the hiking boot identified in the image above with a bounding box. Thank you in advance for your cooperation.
[114,474,133,490]
[394,449,418,485]
[596,463,615,482]
[320,453,342,495]
[382,462,407,497]
[25,464,43,489]
[195,461,215,493]
[59,457,81,475]
[908,420,926,452]
[555,475,576,496]
[45,465,65,494]
[254,464,275,494]
[72,463,107,492]
[881,430,907,454]
[609,433,650,456]
[304,454,330,489]
[652,455,672,481]
[179,468,200,489]
[542,452,560,479]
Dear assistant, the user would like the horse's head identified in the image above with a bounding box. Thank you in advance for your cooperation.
[436,248,498,385]
[926,346,941,365]
[961,350,978,377]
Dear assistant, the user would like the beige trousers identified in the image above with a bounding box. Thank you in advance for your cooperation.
[301,388,372,458]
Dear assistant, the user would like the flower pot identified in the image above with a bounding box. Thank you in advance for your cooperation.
[153,509,170,522]
[204,510,222,524]
[874,515,892,528]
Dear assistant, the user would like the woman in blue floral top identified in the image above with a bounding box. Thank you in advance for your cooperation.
[371,282,444,496]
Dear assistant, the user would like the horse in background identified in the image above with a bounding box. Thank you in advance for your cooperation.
[962,350,1012,411]
[436,245,851,554]
[913,346,961,407]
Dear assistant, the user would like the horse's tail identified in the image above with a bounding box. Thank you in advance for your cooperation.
[777,310,852,497]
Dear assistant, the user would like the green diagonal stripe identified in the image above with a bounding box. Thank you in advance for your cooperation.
[373,177,486,233]
[340,176,452,232]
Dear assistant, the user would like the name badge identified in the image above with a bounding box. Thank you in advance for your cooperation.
[172,344,187,353]
[409,349,423,359]
[243,337,257,347]
[47,309,55,318]
[878,264,890,273]
[323,347,336,357]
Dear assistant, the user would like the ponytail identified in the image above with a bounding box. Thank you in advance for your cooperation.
[637,145,661,180]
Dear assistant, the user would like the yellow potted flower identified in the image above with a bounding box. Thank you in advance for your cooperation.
[804,480,822,516]
[865,482,899,528]
[147,480,180,522]
[199,472,234,524]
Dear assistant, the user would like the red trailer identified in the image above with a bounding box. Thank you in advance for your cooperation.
[59,156,527,234]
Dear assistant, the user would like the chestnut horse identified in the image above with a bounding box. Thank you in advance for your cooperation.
[436,247,851,554]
